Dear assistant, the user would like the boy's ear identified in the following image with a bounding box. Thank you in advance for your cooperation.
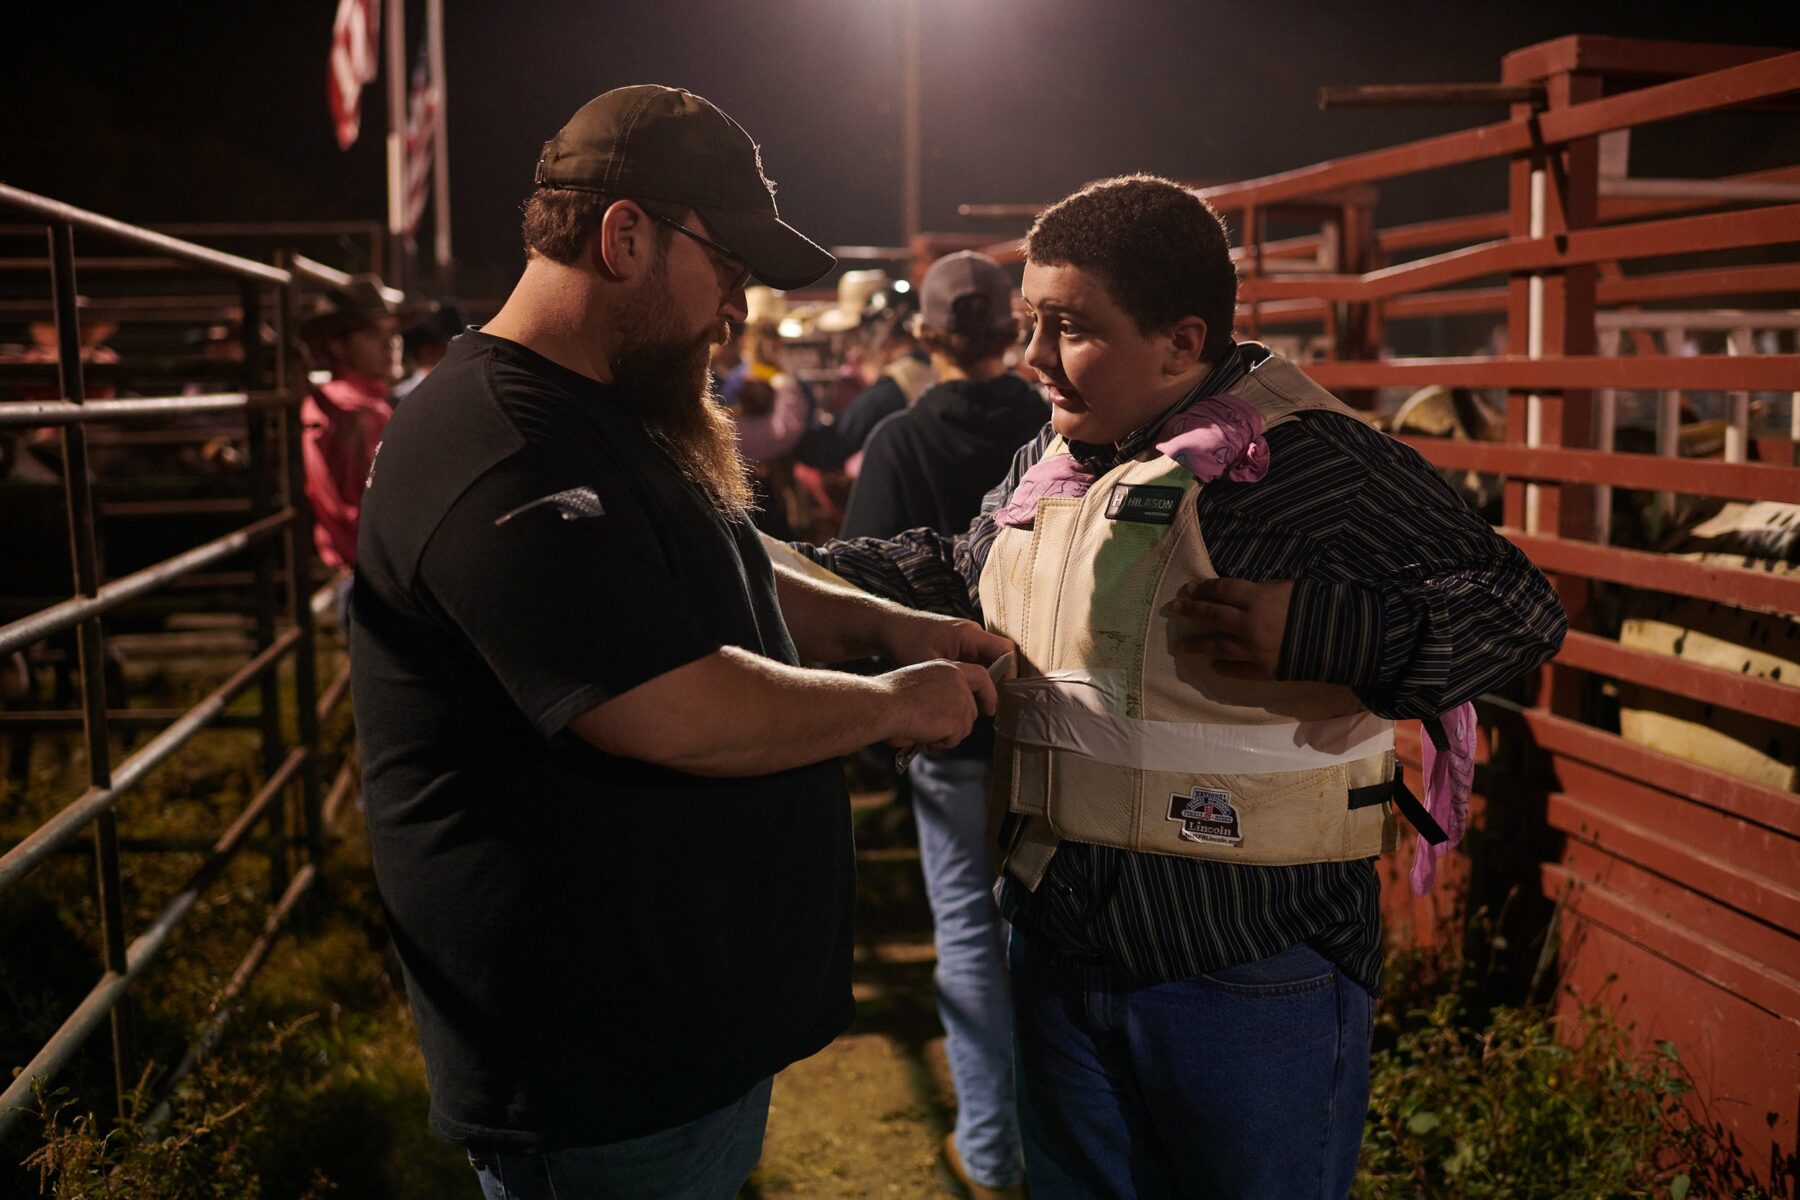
[1163,316,1208,376]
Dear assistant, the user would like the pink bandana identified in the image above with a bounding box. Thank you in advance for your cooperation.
[1411,701,1476,895]
[993,393,1269,530]
[1151,393,1269,483]
[991,455,1095,528]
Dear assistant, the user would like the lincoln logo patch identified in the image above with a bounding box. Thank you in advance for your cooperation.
[1104,484,1182,525]
[1168,786,1243,846]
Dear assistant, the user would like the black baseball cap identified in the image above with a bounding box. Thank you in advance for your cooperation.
[535,85,835,291]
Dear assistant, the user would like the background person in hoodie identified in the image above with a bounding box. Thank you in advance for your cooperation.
[839,251,1046,1199]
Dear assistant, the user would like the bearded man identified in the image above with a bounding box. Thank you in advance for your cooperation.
[351,86,1008,1199]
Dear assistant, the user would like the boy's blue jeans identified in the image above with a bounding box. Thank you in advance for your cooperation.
[1010,932,1373,1199]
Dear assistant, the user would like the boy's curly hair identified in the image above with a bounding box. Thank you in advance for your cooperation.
[1025,174,1237,363]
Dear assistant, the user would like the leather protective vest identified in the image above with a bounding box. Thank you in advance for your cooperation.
[979,355,1400,889]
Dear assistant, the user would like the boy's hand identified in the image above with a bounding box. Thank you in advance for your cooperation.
[1172,577,1293,681]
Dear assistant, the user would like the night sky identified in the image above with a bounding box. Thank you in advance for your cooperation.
[7,0,1798,299]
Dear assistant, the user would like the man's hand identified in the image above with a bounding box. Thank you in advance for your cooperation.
[1171,577,1294,681]
[880,660,998,751]
[877,609,1014,670]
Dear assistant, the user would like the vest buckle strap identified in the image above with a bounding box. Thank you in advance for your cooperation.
[1422,713,1451,754]
[1001,816,1061,891]
[1348,764,1448,845]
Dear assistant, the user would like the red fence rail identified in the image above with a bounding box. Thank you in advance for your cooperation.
[1202,34,1799,1189]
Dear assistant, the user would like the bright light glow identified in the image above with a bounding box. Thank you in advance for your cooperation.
[777,317,805,339]
[892,279,911,293]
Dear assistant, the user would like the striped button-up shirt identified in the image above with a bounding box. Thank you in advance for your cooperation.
[803,344,1565,992]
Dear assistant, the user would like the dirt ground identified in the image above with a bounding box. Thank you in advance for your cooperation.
[754,1032,954,1198]
[748,787,967,1199]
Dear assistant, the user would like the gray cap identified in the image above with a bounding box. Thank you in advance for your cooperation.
[918,251,1013,333]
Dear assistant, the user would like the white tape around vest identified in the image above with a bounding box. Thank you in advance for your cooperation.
[998,674,1393,775]
[1000,668,1124,716]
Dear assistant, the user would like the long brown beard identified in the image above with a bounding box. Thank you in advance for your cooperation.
[611,263,753,516]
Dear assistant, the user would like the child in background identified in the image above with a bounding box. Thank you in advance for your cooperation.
[298,276,400,633]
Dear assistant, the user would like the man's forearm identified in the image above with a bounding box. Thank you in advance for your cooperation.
[570,649,893,774]
[568,647,981,777]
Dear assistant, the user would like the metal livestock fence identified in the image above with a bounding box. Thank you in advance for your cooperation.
[0,183,358,1144]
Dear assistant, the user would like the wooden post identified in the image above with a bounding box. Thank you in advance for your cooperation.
[1505,61,1600,719]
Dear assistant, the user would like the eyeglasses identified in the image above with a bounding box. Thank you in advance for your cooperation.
[649,212,753,297]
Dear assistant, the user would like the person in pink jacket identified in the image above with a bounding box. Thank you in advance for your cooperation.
[299,276,400,629]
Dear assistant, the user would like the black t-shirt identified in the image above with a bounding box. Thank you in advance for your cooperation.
[350,331,854,1150]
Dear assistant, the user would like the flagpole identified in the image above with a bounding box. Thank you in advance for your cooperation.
[900,0,920,247]
[384,0,407,290]
[428,0,452,285]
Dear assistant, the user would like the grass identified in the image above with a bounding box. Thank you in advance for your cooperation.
[1,647,468,1198]
[18,852,472,1198]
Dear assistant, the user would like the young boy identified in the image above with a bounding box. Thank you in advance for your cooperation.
[806,175,1566,1198]
[298,276,399,629]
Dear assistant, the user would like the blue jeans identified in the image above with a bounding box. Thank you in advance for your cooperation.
[910,752,1023,1189]
[467,1076,772,1199]
[334,572,355,638]
[1010,934,1372,1199]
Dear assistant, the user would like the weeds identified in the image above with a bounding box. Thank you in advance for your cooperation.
[24,1021,323,1200]
[1358,906,1769,1200]
[11,828,469,1198]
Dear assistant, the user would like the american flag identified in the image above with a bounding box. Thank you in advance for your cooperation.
[401,47,441,238]
[327,0,381,151]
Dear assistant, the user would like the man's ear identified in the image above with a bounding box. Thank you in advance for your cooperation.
[1163,316,1208,376]
[594,200,654,282]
